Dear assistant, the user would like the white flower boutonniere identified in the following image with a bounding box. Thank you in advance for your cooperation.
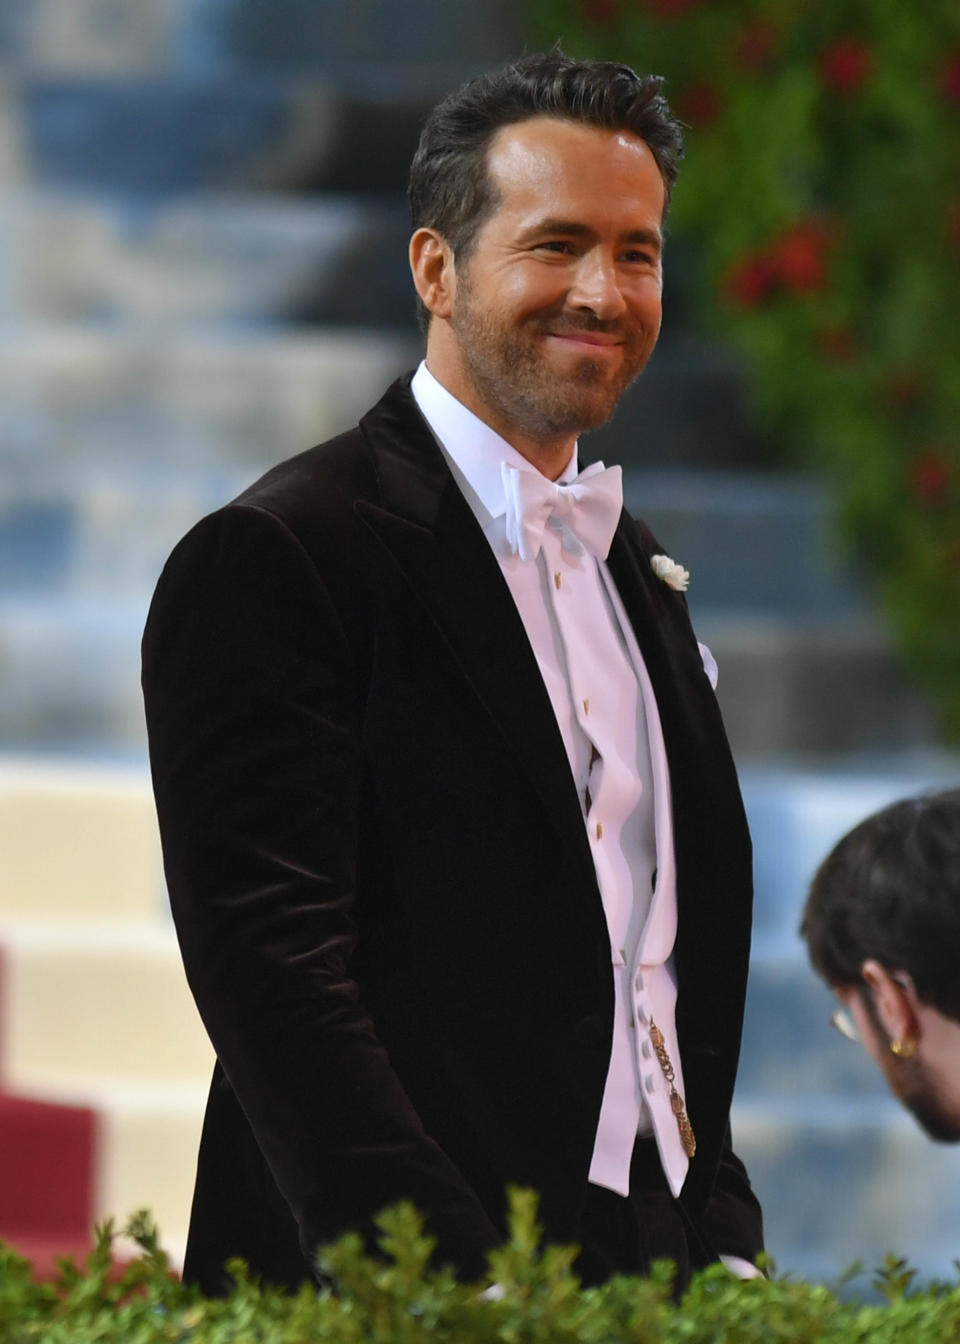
[651,553,690,592]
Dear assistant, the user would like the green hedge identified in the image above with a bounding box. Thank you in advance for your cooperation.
[5,1191,960,1342]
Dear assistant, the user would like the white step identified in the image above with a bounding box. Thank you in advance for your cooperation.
[1,919,213,1087]
[0,758,215,1263]
[3,0,172,77]
[0,758,162,919]
[732,1097,960,1284]
[0,597,153,749]
[0,191,406,326]
[0,323,419,481]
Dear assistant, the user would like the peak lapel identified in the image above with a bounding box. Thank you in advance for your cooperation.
[355,380,598,893]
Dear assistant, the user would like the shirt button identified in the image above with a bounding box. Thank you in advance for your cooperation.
[641,1040,651,1059]
[634,971,644,991]
[645,1075,655,1094]
[595,821,603,840]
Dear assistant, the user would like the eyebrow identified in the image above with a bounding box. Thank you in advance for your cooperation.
[521,219,662,251]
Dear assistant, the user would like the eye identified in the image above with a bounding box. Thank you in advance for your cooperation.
[620,248,658,266]
[534,239,577,255]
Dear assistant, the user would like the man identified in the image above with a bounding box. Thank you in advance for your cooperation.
[142,50,762,1295]
[802,787,960,1143]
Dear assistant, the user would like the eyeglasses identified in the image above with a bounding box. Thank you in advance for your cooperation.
[829,1007,860,1043]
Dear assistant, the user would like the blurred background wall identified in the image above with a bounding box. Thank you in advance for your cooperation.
[0,0,957,1288]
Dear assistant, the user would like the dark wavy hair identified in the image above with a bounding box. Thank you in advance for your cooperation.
[407,49,685,333]
[801,787,960,1022]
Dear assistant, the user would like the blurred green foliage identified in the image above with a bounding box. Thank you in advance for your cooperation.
[6,1194,960,1342]
[527,0,960,740]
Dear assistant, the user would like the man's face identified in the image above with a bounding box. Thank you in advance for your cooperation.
[841,988,960,1143]
[440,116,665,459]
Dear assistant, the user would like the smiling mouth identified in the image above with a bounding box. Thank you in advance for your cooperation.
[544,331,625,351]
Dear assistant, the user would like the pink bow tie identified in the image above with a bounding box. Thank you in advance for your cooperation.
[502,461,623,562]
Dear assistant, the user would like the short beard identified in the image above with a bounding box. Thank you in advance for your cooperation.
[899,1063,960,1143]
[858,986,960,1143]
[451,276,650,446]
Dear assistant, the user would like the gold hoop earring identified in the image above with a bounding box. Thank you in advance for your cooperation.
[890,1036,917,1059]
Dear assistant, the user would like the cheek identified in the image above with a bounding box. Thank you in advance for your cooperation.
[623,280,662,329]
[514,271,572,314]
[631,275,663,312]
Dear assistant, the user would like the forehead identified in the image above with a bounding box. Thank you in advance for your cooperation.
[482,115,666,225]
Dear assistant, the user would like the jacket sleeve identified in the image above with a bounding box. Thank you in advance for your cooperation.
[697,1126,764,1266]
[141,503,501,1280]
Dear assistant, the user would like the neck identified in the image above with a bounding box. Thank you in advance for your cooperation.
[508,436,576,481]
[423,342,576,482]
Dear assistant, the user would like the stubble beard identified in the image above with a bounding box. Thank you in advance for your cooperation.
[898,1061,960,1143]
[451,281,652,447]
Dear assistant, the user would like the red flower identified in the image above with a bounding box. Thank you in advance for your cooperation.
[579,0,621,26]
[725,254,778,307]
[941,53,960,106]
[737,21,778,71]
[725,219,832,307]
[770,221,830,294]
[679,81,723,127]
[882,370,927,413]
[907,450,953,504]
[820,38,872,94]
[817,325,857,362]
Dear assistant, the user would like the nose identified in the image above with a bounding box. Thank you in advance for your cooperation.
[567,251,627,321]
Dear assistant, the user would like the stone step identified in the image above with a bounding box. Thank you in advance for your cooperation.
[0,919,213,1087]
[740,763,959,940]
[0,191,415,327]
[0,758,161,919]
[736,954,883,1102]
[21,77,339,196]
[17,75,446,197]
[624,470,863,621]
[2,0,522,87]
[702,617,937,756]
[0,595,149,750]
[731,1096,960,1283]
[173,0,523,85]
[0,324,419,485]
[0,0,174,78]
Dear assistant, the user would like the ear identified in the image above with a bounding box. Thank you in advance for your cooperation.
[861,959,921,1048]
[409,228,456,321]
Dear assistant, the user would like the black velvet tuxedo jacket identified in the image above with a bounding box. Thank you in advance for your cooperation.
[142,376,762,1295]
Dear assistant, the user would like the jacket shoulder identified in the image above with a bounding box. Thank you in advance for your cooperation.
[228,424,378,552]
